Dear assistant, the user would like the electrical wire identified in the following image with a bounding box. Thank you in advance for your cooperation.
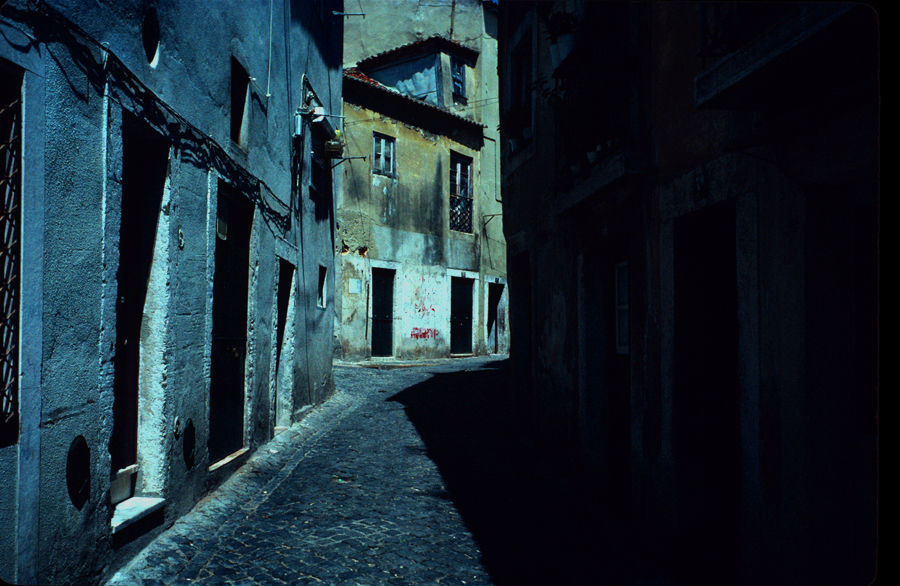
[18,0,290,225]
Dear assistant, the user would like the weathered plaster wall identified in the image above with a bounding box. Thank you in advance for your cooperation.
[338,97,501,359]
[0,26,45,583]
[0,448,16,580]
[1,0,341,582]
[336,0,506,360]
[343,0,487,68]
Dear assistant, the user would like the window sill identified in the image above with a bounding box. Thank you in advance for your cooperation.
[208,447,249,472]
[110,496,165,534]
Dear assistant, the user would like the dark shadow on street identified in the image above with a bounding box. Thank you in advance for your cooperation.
[388,358,621,585]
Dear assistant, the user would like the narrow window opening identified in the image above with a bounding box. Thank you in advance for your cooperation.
[0,59,22,449]
[372,132,395,176]
[142,8,161,67]
[317,265,327,308]
[449,152,473,233]
[230,57,251,145]
[451,57,467,103]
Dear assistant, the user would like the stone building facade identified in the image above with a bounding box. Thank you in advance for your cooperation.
[0,0,341,582]
[335,0,507,360]
[499,2,878,584]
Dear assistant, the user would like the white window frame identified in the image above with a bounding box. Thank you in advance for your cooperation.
[372,132,395,176]
[449,151,473,233]
[450,152,472,199]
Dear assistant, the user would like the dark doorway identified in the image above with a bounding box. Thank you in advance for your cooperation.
[451,277,474,354]
[275,259,294,376]
[110,113,168,500]
[608,258,631,522]
[371,268,394,357]
[209,183,253,464]
[509,253,533,424]
[273,258,294,432]
[580,240,631,523]
[486,282,504,354]
[673,199,740,583]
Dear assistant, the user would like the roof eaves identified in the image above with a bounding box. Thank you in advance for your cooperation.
[356,35,480,71]
[343,70,485,131]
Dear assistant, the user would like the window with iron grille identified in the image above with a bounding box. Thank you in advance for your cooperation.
[230,56,250,145]
[0,60,22,448]
[449,152,473,233]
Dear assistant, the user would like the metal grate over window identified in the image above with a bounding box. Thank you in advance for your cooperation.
[449,152,473,233]
[0,61,22,448]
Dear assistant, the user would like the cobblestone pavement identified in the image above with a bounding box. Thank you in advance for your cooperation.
[108,357,509,585]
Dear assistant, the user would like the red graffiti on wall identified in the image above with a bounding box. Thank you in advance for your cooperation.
[410,327,439,340]
[414,302,436,318]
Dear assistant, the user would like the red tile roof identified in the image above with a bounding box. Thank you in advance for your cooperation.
[344,68,382,86]
[343,68,485,131]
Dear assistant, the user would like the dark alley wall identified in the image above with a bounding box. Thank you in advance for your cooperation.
[0,0,341,582]
[498,2,878,584]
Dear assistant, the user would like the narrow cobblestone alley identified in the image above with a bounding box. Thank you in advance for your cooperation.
[107,356,604,585]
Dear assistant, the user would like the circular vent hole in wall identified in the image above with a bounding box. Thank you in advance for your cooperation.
[142,7,161,67]
[66,435,91,510]
[183,418,196,470]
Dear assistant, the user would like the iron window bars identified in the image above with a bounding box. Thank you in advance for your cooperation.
[0,61,22,448]
[449,152,473,233]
